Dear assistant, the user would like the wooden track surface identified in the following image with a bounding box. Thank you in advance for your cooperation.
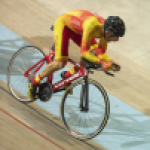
[0,80,105,150]
[0,0,150,149]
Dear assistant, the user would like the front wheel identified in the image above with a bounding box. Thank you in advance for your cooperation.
[60,79,110,139]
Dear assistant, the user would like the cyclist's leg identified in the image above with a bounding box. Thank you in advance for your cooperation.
[40,18,71,79]
[62,33,82,78]
[28,17,70,101]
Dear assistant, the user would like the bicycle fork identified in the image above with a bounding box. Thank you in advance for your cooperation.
[80,76,89,112]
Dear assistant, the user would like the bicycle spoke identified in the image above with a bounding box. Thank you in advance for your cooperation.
[18,54,26,71]
[64,105,80,110]
[65,110,81,127]
[12,64,24,74]
[87,113,93,133]
[84,114,87,135]
[66,96,81,99]
[11,76,27,96]
[76,112,83,132]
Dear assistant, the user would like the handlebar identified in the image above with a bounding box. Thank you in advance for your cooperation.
[82,58,114,77]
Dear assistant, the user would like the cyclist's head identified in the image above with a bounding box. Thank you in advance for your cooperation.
[104,16,125,39]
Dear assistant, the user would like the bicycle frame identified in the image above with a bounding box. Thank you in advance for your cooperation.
[24,49,88,93]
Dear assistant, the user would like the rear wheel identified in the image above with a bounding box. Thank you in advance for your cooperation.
[60,78,110,139]
[7,46,47,102]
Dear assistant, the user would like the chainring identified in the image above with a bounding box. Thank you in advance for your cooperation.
[38,83,53,102]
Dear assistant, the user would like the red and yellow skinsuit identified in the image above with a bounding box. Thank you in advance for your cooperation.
[54,10,112,74]
[28,10,114,101]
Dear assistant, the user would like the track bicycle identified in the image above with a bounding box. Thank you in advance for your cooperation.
[7,45,114,139]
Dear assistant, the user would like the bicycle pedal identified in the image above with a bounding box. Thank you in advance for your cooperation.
[39,83,53,102]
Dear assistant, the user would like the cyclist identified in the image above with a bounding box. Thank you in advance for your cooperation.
[28,10,125,101]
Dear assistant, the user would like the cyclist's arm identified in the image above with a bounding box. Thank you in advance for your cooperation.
[97,38,112,62]
[81,18,102,63]
[86,38,112,64]
[96,38,121,71]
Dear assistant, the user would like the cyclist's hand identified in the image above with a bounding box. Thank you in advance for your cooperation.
[112,62,121,71]
[102,60,113,71]
[101,61,120,72]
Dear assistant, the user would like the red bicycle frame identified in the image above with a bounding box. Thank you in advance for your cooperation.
[24,49,88,92]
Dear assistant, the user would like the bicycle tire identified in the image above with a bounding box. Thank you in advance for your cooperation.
[7,46,47,102]
[60,78,110,139]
